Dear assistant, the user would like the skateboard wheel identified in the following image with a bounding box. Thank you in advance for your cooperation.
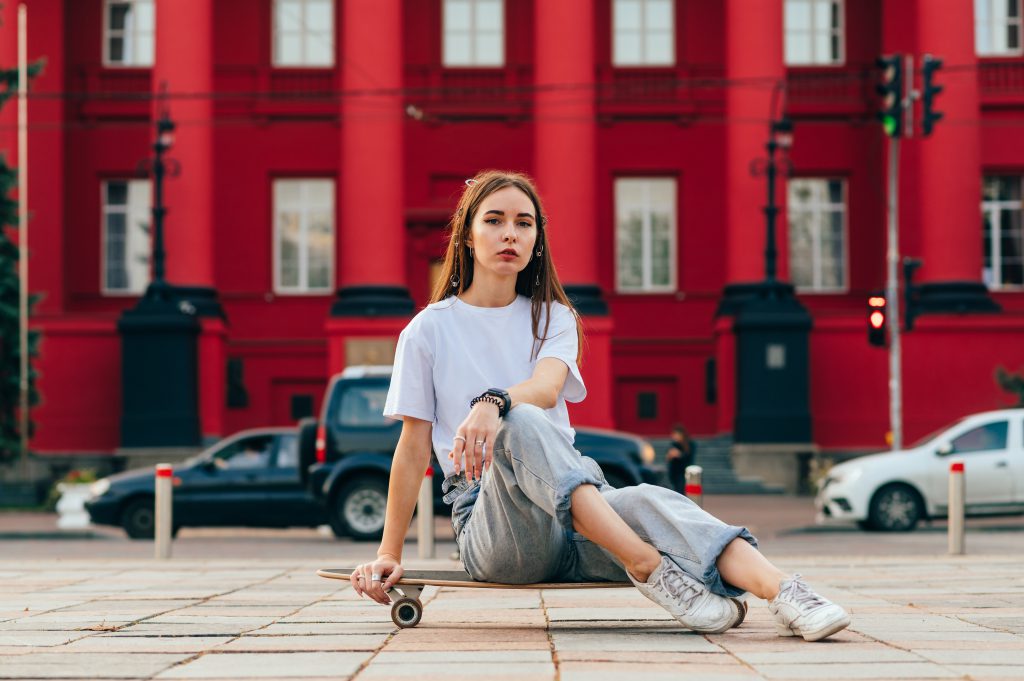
[391,597,422,628]
[730,599,748,628]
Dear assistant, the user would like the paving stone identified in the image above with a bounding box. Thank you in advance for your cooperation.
[0,631,89,647]
[62,636,235,653]
[357,662,556,679]
[155,652,372,679]
[558,662,761,681]
[218,634,388,651]
[751,662,956,679]
[551,631,720,652]
[944,666,1024,679]
[912,648,1024,664]
[546,607,672,621]
[374,650,552,664]
[258,622,395,635]
[0,652,188,679]
[735,646,924,664]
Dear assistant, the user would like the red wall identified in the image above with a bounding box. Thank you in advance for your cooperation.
[7,0,1024,456]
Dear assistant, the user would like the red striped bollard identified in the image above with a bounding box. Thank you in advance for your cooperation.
[948,460,965,555]
[685,465,704,508]
[417,466,434,559]
[155,463,173,559]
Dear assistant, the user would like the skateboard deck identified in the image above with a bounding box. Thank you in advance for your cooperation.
[317,567,631,627]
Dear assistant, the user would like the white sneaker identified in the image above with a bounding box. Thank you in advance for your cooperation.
[629,556,744,634]
[769,574,850,641]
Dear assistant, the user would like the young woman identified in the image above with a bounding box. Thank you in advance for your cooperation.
[350,170,850,641]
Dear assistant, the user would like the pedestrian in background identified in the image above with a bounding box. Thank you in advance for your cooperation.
[666,424,696,496]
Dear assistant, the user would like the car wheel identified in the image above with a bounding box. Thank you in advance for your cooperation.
[331,478,387,541]
[868,484,923,532]
[120,498,155,539]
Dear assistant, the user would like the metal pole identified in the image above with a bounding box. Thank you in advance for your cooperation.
[17,3,29,480]
[154,463,173,559]
[948,460,965,555]
[684,465,703,508]
[887,134,903,451]
[764,136,778,285]
[417,467,434,559]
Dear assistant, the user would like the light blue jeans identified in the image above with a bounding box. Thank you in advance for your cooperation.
[442,404,757,597]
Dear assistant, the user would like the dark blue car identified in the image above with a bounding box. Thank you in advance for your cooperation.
[85,428,326,538]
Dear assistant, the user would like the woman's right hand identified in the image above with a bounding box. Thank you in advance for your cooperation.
[350,554,403,605]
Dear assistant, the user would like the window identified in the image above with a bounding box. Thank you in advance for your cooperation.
[273,0,335,67]
[784,0,844,65]
[612,0,675,66]
[443,0,504,67]
[787,178,847,292]
[982,176,1024,288]
[976,0,1023,56]
[102,180,151,294]
[103,0,155,67]
[276,434,299,468]
[334,386,390,427]
[214,434,275,470]
[273,179,335,294]
[615,178,677,293]
[951,421,1008,453]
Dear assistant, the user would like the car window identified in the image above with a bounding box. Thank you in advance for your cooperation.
[214,434,274,469]
[334,385,390,427]
[950,421,1008,454]
[275,433,298,468]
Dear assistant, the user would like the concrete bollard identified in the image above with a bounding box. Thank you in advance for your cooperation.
[417,466,434,559]
[948,460,965,555]
[155,463,173,559]
[685,465,704,508]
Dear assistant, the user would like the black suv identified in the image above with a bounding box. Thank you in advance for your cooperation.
[300,366,659,540]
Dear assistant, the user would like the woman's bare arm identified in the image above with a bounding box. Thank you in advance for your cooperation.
[507,357,570,410]
[354,415,432,604]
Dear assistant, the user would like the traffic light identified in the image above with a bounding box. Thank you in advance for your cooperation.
[868,295,887,347]
[876,55,904,138]
[921,55,944,137]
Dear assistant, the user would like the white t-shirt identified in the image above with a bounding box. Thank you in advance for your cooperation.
[383,294,586,478]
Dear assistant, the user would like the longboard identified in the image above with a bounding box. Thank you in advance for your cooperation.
[317,567,631,628]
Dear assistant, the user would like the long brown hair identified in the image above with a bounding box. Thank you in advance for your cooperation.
[429,170,585,365]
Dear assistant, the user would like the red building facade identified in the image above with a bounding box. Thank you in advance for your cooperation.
[3,0,1024,462]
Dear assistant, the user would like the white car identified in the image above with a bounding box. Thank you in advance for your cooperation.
[816,408,1024,531]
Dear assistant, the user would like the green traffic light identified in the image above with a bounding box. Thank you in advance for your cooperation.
[882,115,898,137]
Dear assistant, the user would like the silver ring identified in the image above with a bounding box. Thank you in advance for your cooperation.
[371,574,381,581]
[475,440,485,445]
[453,435,466,442]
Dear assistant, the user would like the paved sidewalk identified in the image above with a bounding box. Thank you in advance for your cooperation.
[0,556,1021,680]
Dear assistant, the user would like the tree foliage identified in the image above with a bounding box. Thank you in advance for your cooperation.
[0,54,44,463]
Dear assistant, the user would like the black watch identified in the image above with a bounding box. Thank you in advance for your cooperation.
[484,388,512,417]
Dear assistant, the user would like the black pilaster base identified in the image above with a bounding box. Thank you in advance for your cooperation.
[913,281,1001,315]
[563,284,608,316]
[719,280,814,444]
[132,282,224,318]
[118,296,201,448]
[330,285,415,317]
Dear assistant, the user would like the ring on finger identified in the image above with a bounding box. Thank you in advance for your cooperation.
[453,435,466,443]
[475,439,485,445]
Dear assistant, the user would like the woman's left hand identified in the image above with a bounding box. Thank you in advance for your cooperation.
[450,402,501,482]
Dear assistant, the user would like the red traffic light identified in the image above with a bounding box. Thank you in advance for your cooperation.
[867,295,887,347]
[869,310,885,329]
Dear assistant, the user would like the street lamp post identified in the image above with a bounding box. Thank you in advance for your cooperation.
[763,117,793,287]
[146,112,175,302]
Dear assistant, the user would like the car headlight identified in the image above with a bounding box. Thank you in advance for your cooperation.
[89,479,110,499]
[640,442,656,465]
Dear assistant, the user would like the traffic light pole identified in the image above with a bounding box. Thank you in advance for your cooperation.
[886,134,903,452]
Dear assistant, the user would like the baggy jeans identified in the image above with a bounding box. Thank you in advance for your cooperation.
[442,404,758,598]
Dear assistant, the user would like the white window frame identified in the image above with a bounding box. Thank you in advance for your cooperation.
[272,0,336,68]
[787,177,849,293]
[614,177,678,294]
[102,0,155,68]
[273,179,336,295]
[975,0,1024,56]
[982,175,1024,289]
[784,0,845,66]
[442,0,505,67]
[101,179,152,296]
[612,0,676,67]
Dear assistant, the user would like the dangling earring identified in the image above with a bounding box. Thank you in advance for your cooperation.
[451,241,460,288]
[470,246,474,259]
